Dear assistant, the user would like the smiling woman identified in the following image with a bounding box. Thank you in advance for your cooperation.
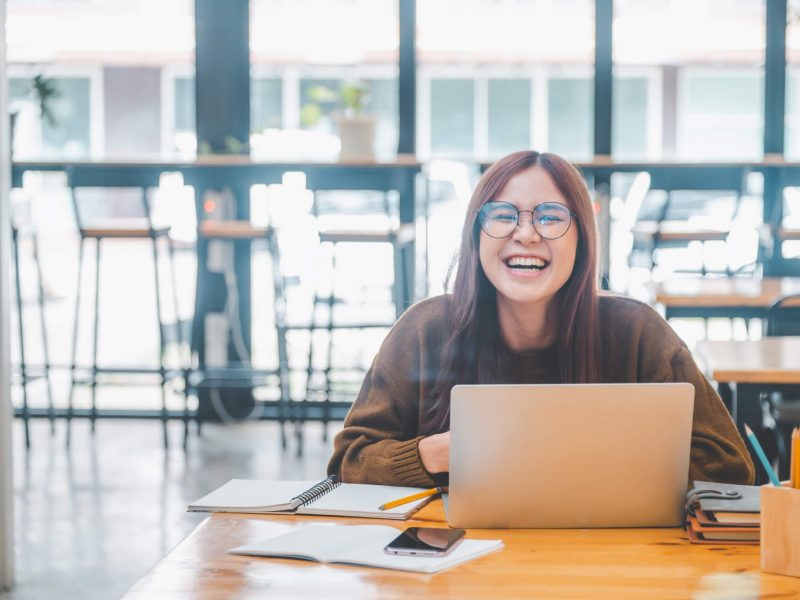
[327,150,755,490]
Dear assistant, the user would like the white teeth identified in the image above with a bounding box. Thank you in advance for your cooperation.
[507,256,547,268]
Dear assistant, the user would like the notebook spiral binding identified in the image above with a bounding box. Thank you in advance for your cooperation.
[293,475,341,507]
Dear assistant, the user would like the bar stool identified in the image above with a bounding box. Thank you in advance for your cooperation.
[628,170,747,276]
[297,191,414,451]
[10,199,55,447]
[191,219,291,449]
[67,184,184,447]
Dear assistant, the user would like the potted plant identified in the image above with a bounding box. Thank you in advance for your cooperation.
[335,81,376,162]
[9,74,60,158]
[300,81,376,162]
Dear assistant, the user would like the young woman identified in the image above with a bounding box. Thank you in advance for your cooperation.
[327,150,754,487]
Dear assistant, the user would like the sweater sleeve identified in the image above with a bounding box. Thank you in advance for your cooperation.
[326,358,438,488]
[666,346,755,485]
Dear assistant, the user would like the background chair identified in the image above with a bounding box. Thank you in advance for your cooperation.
[627,169,750,276]
[293,190,414,452]
[763,292,800,479]
[189,217,291,450]
[9,197,55,447]
[67,183,184,447]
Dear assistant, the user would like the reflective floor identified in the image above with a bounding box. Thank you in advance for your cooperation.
[1,417,335,600]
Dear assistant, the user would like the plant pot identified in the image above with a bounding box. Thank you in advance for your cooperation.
[336,114,376,162]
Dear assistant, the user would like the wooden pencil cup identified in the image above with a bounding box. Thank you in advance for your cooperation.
[761,485,800,578]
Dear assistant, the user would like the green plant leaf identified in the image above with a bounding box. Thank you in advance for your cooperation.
[300,102,323,127]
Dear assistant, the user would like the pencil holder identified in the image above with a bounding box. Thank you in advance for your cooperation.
[761,485,800,578]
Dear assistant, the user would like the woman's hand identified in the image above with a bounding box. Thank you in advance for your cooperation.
[418,431,450,474]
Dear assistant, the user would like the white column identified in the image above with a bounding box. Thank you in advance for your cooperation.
[0,0,15,590]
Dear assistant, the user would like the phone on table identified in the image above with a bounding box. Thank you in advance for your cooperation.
[384,527,466,557]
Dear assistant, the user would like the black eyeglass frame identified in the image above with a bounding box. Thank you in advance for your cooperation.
[477,200,577,240]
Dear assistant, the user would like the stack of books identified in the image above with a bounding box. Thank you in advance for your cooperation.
[685,481,760,545]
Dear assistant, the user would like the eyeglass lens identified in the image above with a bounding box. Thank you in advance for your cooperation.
[478,201,572,239]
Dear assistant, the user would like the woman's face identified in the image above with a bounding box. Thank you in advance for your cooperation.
[478,165,579,313]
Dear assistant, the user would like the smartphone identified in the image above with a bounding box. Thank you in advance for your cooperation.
[384,527,466,557]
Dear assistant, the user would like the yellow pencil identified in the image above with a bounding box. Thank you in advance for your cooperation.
[792,428,800,490]
[379,487,444,510]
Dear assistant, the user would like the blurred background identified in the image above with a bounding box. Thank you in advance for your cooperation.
[3,0,800,598]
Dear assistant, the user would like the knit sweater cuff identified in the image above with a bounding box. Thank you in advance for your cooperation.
[392,436,436,487]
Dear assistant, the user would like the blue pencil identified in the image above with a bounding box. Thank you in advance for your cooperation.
[744,424,782,486]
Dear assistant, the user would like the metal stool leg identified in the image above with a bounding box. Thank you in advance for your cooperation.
[302,280,320,455]
[321,246,336,444]
[67,236,86,447]
[298,327,312,453]
[152,236,169,448]
[32,234,56,434]
[90,239,101,434]
[12,228,31,448]
[166,236,189,448]
[268,231,290,451]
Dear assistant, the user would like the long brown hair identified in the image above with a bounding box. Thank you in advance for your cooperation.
[423,150,601,434]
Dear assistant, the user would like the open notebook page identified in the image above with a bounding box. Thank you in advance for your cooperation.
[297,484,432,518]
[188,480,318,513]
[229,524,504,574]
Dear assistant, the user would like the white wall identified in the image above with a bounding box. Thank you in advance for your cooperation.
[0,0,15,590]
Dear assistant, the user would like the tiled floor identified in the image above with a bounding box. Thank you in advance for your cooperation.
[1,417,335,600]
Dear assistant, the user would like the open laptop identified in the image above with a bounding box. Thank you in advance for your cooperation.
[447,383,694,528]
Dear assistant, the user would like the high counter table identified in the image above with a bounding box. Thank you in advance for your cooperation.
[122,500,799,599]
[10,156,422,316]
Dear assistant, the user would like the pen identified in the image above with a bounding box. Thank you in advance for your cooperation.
[744,424,782,487]
[379,487,444,510]
[792,427,800,490]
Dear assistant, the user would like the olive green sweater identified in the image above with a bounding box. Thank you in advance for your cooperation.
[327,294,755,488]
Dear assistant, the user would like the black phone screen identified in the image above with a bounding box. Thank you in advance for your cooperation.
[384,527,466,555]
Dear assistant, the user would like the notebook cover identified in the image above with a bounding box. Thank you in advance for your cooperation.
[710,511,762,526]
[691,481,760,513]
[693,509,760,527]
[687,514,760,538]
[685,519,759,546]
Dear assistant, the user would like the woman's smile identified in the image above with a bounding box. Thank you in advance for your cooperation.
[502,253,551,277]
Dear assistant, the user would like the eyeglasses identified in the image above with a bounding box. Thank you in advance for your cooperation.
[477,201,575,240]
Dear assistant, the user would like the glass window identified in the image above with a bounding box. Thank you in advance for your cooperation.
[418,0,594,160]
[250,0,398,160]
[678,70,763,160]
[548,78,592,160]
[786,4,800,160]
[251,78,283,131]
[365,78,399,161]
[430,79,474,157]
[10,76,91,159]
[174,77,196,133]
[488,79,531,158]
[613,77,649,160]
[7,0,195,158]
[613,0,765,160]
[787,70,800,159]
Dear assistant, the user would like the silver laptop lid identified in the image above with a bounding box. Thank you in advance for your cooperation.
[448,383,694,529]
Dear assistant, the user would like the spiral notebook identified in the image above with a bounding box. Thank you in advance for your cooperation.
[188,476,433,520]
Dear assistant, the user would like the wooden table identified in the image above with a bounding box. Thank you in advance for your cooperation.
[123,501,800,599]
[648,276,800,319]
[697,337,800,480]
